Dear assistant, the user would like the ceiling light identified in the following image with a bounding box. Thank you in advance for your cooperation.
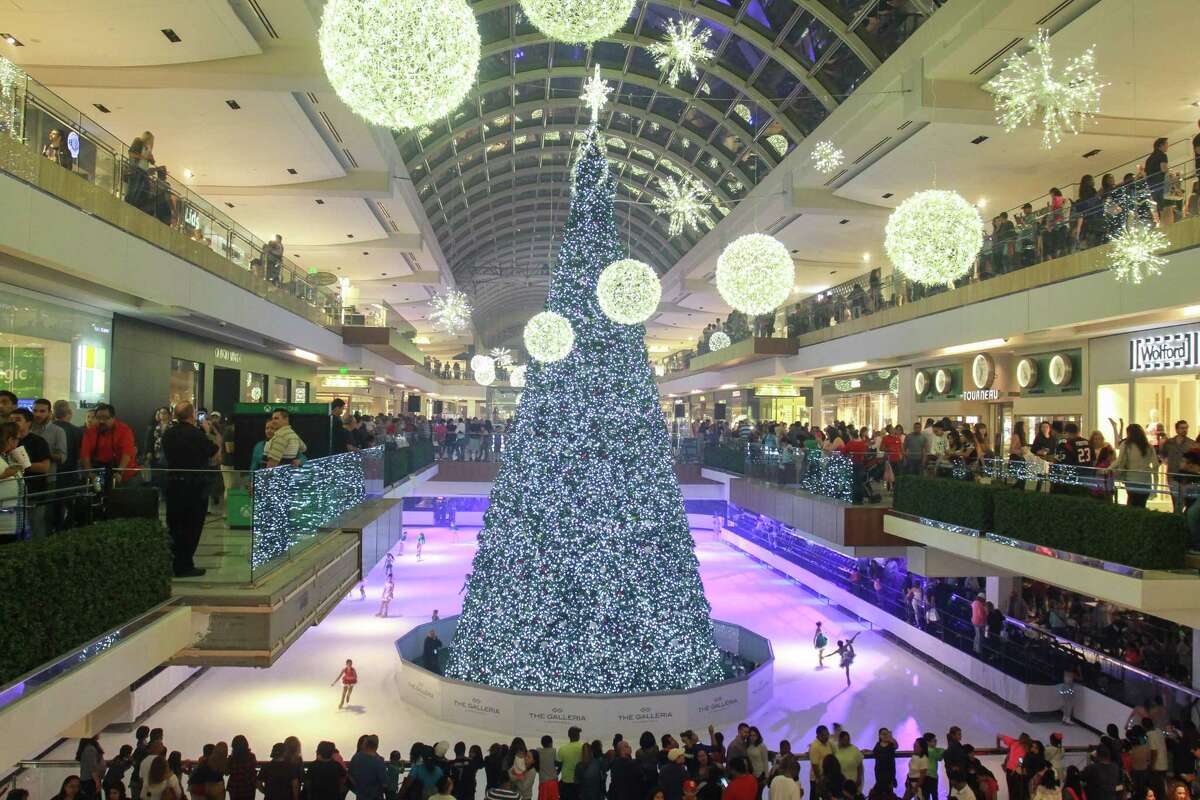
[690,389,703,394]
[182,168,193,179]
[225,99,241,110]
[287,168,298,174]
[373,376,387,384]
[970,135,989,145]
[829,361,868,373]
[941,338,1008,356]
[976,197,987,208]
[291,348,321,362]
[719,383,737,390]
[92,103,110,114]
[160,28,182,43]
[413,335,431,344]
[862,252,870,262]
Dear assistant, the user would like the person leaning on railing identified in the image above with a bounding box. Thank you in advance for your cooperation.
[1108,424,1158,508]
[263,408,306,468]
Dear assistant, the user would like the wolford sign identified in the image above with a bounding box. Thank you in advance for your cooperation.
[1130,331,1200,373]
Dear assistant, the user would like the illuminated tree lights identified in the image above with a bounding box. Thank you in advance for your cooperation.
[318,0,481,130]
[596,259,662,324]
[445,128,725,693]
[1109,222,1169,285]
[986,28,1104,149]
[810,140,844,174]
[518,0,635,45]
[651,175,710,237]
[709,331,731,351]
[884,190,984,286]
[523,311,575,362]
[429,289,472,335]
[715,233,793,316]
[647,17,714,88]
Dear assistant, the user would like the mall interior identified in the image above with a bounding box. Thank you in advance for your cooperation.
[3,1,1200,799]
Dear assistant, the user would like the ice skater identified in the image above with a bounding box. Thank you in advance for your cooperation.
[823,632,860,686]
[398,530,406,555]
[332,658,358,709]
[416,530,426,561]
[459,572,471,595]
[376,576,394,618]
[384,552,394,580]
[813,621,828,667]
[1058,669,1077,724]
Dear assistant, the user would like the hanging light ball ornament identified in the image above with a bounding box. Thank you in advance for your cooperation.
[475,368,496,387]
[715,233,793,315]
[509,364,527,388]
[517,0,635,45]
[884,190,984,286]
[596,259,662,325]
[470,354,495,374]
[709,331,731,351]
[318,0,481,130]
[524,311,575,362]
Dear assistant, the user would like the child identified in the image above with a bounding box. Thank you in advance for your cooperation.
[377,577,394,618]
[814,621,828,667]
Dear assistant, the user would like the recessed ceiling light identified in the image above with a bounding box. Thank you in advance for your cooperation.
[182,168,193,179]
[838,218,850,225]
[92,103,110,114]
[1082,149,1102,159]
[881,192,893,199]
[160,28,182,43]
[862,252,870,262]
[970,135,989,145]
[224,202,235,209]
[315,198,325,205]
[286,168,298,175]
[346,233,354,238]
[225,99,241,110]
[362,251,369,256]
[976,197,987,208]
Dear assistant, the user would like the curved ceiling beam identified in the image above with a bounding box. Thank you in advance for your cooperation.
[449,222,673,275]
[402,97,750,184]
[418,135,736,207]
[440,197,685,260]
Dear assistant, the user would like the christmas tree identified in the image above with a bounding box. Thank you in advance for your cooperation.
[444,127,726,693]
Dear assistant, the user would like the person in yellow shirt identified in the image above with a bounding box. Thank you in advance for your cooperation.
[808,726,835,800]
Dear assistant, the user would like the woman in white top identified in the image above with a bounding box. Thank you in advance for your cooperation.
[1108,423,1158,507]
[767,756,802,800]
[746,726,770,788]
[902,738,928,800]
[143,755,182,800]
[0,421,23,536]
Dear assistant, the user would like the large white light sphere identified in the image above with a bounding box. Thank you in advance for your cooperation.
[475,368,496,387]
[509,364,527,388]
[884,190,984,286]
[524,311,575,362]
[319,0,481,130]
[709,331,731,351]
[596,259,661,324]
[715,233,793,316]
[518,0,635,44]
[470,354,494,374]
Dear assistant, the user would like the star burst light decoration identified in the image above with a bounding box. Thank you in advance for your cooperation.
[884,190,984,287]
[985,28,1105,149]
[715,233,794,316]
[596,259,662,324]
[318,0,481,130]
[709,331,731,351]
[518,0,635,44]
[647,17,714,87]
[579,64,614,124]
[488,347,514,368]
[523,311,575,362]
[429,289,472,335]
[651,175,710,237]
[1109,222,1169,285]
[811,140,844,174]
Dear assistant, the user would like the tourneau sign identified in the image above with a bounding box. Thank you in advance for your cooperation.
[1129,330,1200,372]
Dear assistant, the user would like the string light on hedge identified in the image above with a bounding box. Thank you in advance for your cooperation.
[651,175,710,237]
[318,0,481,130]
[1109,222,1169,284]
[715,233,794,315]
[709,330,731,351]
[647,17,714,87]
[884,190,984,286]
[518,0,635,45]
[596,259,662,325]
[429,289,472,335]
[523,310,575,362]
[810,140,844,174]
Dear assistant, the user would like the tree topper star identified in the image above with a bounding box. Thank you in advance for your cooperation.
[580,64,613,125]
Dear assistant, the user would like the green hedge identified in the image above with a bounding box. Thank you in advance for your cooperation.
[892,475,1189,570]
[703,445,745,474]
[384,440,436,487]
[0,518,172,684]
[992,490,1188,570]
[893,473,1006,531]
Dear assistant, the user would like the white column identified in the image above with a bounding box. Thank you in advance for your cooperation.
[986,575,1015,609]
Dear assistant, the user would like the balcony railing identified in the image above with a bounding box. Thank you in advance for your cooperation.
[0,57,343,328]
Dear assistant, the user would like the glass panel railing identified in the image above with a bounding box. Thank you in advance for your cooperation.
[0,57,342,329]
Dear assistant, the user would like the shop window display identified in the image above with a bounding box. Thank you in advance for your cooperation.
[0,290,112,407]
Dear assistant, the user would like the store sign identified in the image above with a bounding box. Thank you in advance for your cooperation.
[1129,330,1200,372]
[1048,352,1073,386]
[214,346,243,364]
[962,389,1000,401]
[934,368,951,394]
[914,370,930,396]
[320,375,371,389]
[0,347,43,398]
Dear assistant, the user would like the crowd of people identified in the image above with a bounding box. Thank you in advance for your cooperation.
[14,712,1200,800]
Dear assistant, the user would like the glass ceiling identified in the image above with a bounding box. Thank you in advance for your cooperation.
[395,0,935,337]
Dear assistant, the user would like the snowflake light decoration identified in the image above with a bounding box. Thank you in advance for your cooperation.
[319,0,481,130]
[985,28,1105,149]
[524,311,575,362]
[596,259,662,324]
[651,175,710,237]
[488,347,514,368]
[1109,223,1169,285]
[518,0,635,44]
[579,64,614,124]
[715,233,793,316]
[647,17,714,87]
[429,289,472,335]
[709,331,731,351]
[811,140,844,174]
[885,190,983,287]
[509,364,527,388]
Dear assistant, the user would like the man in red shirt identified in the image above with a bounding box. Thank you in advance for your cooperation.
[80,403,140,486]
[721,757,758,800]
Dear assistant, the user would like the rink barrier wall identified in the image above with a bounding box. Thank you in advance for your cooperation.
[394,616,773,737]
[718,528,1133,732]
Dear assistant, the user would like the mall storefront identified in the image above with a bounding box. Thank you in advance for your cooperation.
[816,369,898,431]
[0,286,112,410]
[111,315,317,432]
[1090,322,1200,443]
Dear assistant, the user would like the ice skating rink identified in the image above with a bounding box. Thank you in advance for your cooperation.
[79,526,1078,783]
